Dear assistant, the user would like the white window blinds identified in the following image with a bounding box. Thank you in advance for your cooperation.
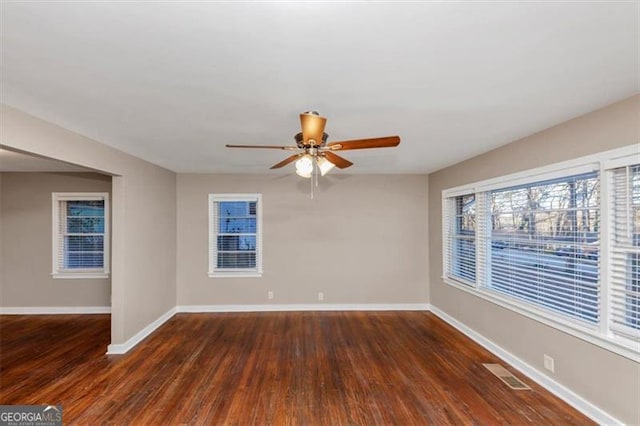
[444,194,476,285]
[609,164,640,339]
[486,172,600,323]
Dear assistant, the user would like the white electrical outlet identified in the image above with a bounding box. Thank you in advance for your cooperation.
[544,354,555,373]
[267,291,274,300]
[318,292,324,301]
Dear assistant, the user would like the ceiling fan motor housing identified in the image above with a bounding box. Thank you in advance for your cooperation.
[294,132,329,148]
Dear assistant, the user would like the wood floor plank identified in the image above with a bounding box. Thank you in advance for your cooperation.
[0,312,594,425]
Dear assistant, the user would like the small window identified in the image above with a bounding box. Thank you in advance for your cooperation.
[52,192,110,279]
[444,194,476,285]
[610,163,640,339]
[208,194,262,277]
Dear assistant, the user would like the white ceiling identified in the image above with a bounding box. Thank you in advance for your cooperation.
[1,2,637,174]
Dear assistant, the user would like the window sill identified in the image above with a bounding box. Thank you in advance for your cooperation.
[442,276,640,362]
[52,272,110,279]
[208,271,263,278]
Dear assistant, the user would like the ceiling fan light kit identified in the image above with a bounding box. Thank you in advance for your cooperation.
[226,111,400,194]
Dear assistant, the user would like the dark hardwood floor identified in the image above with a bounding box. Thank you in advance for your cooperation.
[0,312,593,425]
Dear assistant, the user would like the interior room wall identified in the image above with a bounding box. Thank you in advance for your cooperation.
[177,174,429,307]
[1,105,177,346]
[428,94,640,424]
[1,172,111,308]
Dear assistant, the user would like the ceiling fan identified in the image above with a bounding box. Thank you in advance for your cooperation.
[226,111,400,178]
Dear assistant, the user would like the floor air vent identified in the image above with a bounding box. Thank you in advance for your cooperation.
[483,363,531,390]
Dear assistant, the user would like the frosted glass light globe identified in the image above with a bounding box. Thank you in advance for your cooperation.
[295,155,313,178]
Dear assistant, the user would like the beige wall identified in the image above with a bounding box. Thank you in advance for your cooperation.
[1,172,111,307]
[428,95,640,424]
[1,105,177,345]
[177,174,429,306]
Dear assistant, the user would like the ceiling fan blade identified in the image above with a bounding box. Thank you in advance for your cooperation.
[323,151,353,169]
[300,113,327,146]
[326,136,400,151]
[226,144,299,150]
[270,154,301,169]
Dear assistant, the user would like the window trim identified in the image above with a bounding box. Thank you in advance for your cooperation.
[442,144,640,362]
[208,193,263,278]
[51,192,110,279]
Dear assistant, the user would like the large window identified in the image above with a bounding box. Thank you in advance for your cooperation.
[52,192,109,279]
[208,194,262,277]
[442,145,639,359]
[488,172,600,323]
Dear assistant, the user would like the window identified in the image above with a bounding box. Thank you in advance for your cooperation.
[610,164,640,339]
[52,192,109,279]
[442,145,640,360]
[444,194,476,284]
[488,172,600,323]
[208,194,262,277]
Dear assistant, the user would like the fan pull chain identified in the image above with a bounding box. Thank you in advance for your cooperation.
[310,162,315,199]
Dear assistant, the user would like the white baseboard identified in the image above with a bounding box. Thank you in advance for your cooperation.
[0,306,111,314]
[429,306,622,426]
[176,303,431,313]
[106,306,176,355]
